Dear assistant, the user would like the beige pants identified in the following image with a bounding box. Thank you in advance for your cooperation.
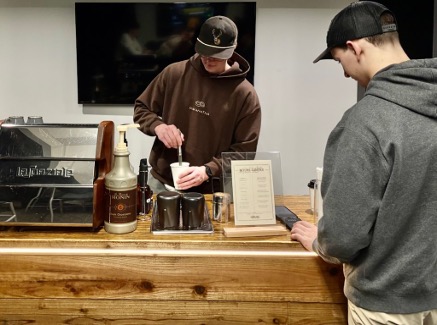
[348,301,437,325]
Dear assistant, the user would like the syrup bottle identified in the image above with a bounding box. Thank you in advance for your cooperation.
[104,123,139,234]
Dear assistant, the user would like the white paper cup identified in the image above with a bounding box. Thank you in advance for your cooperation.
[170,162,190,190]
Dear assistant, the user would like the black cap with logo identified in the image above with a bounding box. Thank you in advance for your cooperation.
[195,16,238,60]
[313,1,397,63]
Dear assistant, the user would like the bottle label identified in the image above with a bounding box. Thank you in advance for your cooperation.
[106,188,137,224]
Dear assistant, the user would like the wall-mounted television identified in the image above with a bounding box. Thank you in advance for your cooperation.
[75,2,256,105]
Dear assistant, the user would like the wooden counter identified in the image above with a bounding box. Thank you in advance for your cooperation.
[0,196,346,324]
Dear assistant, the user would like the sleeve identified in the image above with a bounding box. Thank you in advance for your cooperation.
[312,238,342,264]
[232,89,261,152]
[317,125,389,263]
[210,88,262,176]
[133,70,167,137]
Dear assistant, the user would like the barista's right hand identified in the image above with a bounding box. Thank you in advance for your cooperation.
[155,124,184,149]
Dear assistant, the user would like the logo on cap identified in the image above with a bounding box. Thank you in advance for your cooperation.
[212,29,223,45]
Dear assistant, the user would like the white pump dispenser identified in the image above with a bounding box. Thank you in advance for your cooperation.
[114,123,137,153]
[104,123,140,234]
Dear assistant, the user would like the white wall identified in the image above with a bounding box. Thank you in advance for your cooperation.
[0,0,356,194]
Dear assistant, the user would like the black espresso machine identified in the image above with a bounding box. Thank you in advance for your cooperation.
[0,119,114,229]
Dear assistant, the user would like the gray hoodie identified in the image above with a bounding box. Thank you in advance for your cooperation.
[314,58,437,314]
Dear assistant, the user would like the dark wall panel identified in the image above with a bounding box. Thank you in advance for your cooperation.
[367,0,435,59]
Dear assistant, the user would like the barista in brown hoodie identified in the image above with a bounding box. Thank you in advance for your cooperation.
[133,16,261,194]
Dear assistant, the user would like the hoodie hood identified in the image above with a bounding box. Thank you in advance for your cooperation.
[365,58,437,118]
[189,52,250,79]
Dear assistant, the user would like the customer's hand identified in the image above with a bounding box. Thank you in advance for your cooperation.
[155,124,184,148]
[290,221,318,252]
[175,166,208,190]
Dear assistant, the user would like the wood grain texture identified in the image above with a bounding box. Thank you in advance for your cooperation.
[0,299,346,324]
[0,196,347,324]
[223,225,288,237]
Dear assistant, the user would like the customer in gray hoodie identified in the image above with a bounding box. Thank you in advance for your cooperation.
[291,2,437,324]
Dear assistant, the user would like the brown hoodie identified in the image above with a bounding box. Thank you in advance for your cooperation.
[133,52,261,193]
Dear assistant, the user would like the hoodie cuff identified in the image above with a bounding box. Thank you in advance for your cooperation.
[312,238,342,265]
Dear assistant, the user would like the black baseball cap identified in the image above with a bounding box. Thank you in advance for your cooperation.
[195,16,238,60]
[313,1,397,63]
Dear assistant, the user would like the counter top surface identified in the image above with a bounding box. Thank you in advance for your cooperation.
[0,195,314,252]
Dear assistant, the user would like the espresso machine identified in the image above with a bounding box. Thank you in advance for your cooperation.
[0,118,114,229]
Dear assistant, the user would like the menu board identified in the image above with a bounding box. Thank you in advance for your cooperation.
[231,160,276,226]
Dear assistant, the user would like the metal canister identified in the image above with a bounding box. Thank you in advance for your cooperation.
[6,116,25,124]
[181,192,205,230]
[213,192,231,223]
[156,191,181,230]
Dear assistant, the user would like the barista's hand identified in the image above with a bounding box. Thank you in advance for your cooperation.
[155,124,184,149]
[175,166,208,190]
[290,221,317,252]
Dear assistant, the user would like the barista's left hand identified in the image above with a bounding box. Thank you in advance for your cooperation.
[175,166,208,190]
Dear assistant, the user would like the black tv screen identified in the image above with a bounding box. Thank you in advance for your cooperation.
[75,2,256,105]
